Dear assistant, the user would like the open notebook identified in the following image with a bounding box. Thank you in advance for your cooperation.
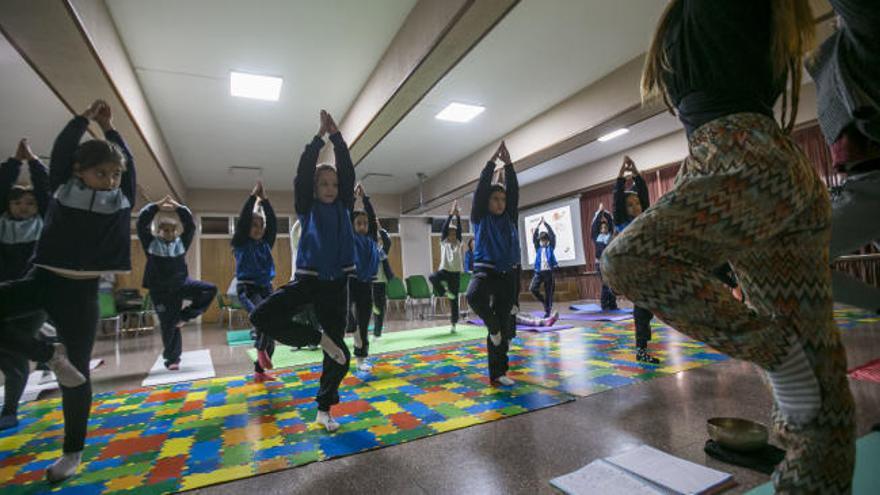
[551,445,734,495]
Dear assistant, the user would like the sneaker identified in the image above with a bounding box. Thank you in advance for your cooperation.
[254,371,277,383]
[316,410,340,432]
[307,344,319,351]
[373,332,382,339]
[0,414,19,431]
[636,348,660,364]
[450,324,457,334]
[495,375,515,386]
[175,320,185,329]
[46,451,82,482]
[372,305,381,316]
[257,350,274,371]
[357,357,372,372]
[47,343,86,388]
[489,332,502,347]
[546,311,559,326]
[165,361,180,371]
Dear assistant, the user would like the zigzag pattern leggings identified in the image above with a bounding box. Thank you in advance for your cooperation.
[601,113,855,494]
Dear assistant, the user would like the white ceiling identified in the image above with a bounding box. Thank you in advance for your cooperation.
[105,0,416,191]
[357,0,669,193]
[0,35,73,167]
[517,111,681,186]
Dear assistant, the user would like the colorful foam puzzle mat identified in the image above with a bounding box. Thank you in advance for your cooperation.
[1,305,871,494]
[0,342,572,494]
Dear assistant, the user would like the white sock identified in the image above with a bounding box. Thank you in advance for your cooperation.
[766,343,821,425]
[357,357,371,371]
[47,343,86,388]
[353,328,363,349]
[316,410,339,432]
[489,332,502,347]
[47,451,82,482]
[320,333,347,366]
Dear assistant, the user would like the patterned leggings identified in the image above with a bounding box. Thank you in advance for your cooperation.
[601,113,855,493]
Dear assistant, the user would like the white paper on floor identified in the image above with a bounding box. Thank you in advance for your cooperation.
[550,445,733,495]
[141,349,215,387]
[0,358,104,405]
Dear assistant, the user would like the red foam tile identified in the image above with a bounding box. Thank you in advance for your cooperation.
[0,453,34,468]
[148,455,187,484]
[389,412,421,431]
[99,435,167,460]
[331,400,372,416]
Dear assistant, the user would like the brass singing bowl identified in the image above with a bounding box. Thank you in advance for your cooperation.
[707,417,769,452]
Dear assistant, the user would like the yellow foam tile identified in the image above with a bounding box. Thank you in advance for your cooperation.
[159,437,194,459]
[34,449,62,461]
[186,391,208,401]
[0,434,35,451]
[478,410,505,421]
[431,415,482,432]
[369,378,410,390]
[369,424,398,436]
[275,410,300,421]
[256,435,284,450]
[372,400,402,415]
[180,464,254,491]
[586,359,615,368]
[106,474,145,491]
[453,399,477,408]
[202,403,248,420]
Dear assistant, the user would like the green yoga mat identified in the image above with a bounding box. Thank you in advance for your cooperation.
[246,324,485,368]
[746,431,880,494]
[226,329,254,347]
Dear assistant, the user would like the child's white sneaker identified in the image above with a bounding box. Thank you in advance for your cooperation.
[489,332,502,347]
[357,357,372,372]
[46,451,82,482]
[316,410,340,433]
[450,323,457,334]
[495,376,515,386]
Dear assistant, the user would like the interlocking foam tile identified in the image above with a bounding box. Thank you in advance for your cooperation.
[2,305,869,494]
[0,344,572,494]
[834,305,880,330]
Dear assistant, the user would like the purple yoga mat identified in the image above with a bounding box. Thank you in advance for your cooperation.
[533,311,633,322]
[568,303,633,314]
[466,318,574,332]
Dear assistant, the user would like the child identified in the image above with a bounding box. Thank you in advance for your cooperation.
[232,180,278,382]
[611,156,658,364]
[603,1,854,490]
[464,238,475,273]
[372,218,394,338]
[0,100,135,481]
[466,141,519,386]
[349,183,380,372]
[137,195,217,370]
[0,138,50,431]
[429,200,464,333]
[250,110,352,432]
[591,204,617,310]
[529,217,558,318]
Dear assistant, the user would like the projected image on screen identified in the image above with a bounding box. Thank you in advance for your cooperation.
[524,205,576,264]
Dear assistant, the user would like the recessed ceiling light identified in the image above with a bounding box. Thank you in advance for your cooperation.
[435,102,485,123]
[230,71,283,101]
[597,128,630,142]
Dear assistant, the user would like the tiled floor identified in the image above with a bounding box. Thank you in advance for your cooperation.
[6,300,880,494]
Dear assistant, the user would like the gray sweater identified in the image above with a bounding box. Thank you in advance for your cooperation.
[806,0,880,145]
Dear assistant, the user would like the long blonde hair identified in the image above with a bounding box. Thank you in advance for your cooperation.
[641,0,815,134]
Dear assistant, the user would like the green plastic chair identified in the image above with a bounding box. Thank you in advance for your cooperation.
[98,291,121,337]
[217,293,246,331]
[405,275,434,319]
[385,277,408,314]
